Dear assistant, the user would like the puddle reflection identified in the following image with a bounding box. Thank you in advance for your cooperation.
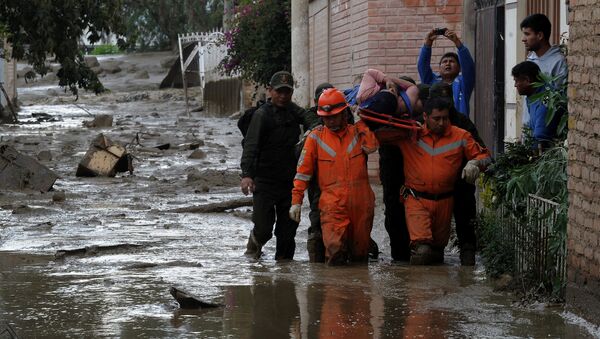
[215,268,453,339]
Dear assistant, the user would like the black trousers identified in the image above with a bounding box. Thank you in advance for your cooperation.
[379,145,411,261]
[453,177,477,248]
[252,179,299,259]
[307,178,321,234]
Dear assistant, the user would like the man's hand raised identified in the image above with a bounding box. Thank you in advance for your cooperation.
[444,30,462,48]
[425,29,438,47]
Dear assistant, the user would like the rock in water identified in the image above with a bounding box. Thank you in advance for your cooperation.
[169,287,221,309]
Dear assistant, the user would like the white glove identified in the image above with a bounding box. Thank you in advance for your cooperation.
[461,159,480,185]
[289,204,302,223]
[361,144,378,154]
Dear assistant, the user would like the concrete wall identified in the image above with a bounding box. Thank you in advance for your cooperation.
[0,40,17,109]
[503,0,526,143]
[565,0,600,325]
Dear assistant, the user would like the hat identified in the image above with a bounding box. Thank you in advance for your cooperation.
[428,82,453,100]
[314,82,334,101]
[270,71,294,90]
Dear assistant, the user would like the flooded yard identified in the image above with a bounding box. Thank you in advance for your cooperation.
[0,53,598,338]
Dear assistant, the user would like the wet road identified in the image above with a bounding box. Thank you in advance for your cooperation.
[1,80,598,338]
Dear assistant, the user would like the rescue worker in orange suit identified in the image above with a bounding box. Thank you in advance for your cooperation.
[289,88,379,265]
[376,97,491,265]
[427,83,488,266]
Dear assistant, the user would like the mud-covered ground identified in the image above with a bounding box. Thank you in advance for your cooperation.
[1,52,599,338]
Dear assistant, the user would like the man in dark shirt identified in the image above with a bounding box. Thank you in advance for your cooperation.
[240,71,306,260]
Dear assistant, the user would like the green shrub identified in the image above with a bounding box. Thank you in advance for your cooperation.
[480,144,567,300]
[90,44,121,55]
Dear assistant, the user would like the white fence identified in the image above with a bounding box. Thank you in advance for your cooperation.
[178,29,242,116]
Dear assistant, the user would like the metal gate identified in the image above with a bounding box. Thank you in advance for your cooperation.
[474,0,505,156]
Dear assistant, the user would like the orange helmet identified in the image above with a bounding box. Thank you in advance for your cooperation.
[317,88,349,116]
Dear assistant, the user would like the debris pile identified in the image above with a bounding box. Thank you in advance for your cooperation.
[76,134,133,177]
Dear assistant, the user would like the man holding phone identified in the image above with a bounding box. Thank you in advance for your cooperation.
[417,28,475,118]
[417,28,479,266]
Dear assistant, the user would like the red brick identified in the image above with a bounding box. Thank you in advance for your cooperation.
[436,6,456,14]
[404,0,421,7]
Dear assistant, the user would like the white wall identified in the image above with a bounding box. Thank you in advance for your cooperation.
[504,0,520,142]
[0,57,5,106]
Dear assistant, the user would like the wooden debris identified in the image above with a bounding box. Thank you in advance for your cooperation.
[168,197,253,213]
[76,134,133,177]
[54,244,144,259]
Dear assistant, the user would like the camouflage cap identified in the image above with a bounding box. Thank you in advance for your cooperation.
[270,71,294,90]
[428,82,453,100]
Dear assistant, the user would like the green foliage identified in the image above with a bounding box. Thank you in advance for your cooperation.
[480,213,515,278]
[481,142,568,300]
[0,0,127,96]
[219,0,291,86]
[90,44,122,55]
[529,72,568,140]
[121,0,223,51]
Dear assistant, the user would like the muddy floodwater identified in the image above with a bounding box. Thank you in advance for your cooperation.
[1,53,599,338]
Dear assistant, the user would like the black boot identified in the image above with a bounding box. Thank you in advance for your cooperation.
[460,243,476,266]
[409,243,434,265]
[307,230,325,263]
[244,231,262,259]
[368,238,380,260]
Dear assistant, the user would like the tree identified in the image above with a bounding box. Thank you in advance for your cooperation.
[0,0,127,96]
[219,0,291,86]
[122,0,223,51]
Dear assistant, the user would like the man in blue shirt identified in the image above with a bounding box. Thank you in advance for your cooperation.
[511,61,560,148]
[417,28,475,118]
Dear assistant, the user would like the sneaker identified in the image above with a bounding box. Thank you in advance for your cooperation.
[409,243,433,265]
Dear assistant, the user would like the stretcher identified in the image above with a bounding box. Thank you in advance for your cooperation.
[357,107,422,142]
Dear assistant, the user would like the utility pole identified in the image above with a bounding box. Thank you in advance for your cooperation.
[291,0,310,108]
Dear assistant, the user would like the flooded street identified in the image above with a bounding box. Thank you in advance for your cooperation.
[1,53,598,338]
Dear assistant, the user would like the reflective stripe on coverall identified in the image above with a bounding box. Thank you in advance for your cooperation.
[392,125,491,247]
[292,120,378,262]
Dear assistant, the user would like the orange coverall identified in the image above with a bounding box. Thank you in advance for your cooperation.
[385,125,491,248]
[292,120,378,263]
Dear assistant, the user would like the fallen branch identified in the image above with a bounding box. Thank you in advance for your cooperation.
[55,243,144,259]
[168,197,252,213]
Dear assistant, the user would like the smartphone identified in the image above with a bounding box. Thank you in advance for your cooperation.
[434,28,447,35]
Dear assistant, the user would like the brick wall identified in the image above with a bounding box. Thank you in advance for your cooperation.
[308,0,466,93]
[308,0,466,180]
[565,0,600,324]
[366,0,465,82]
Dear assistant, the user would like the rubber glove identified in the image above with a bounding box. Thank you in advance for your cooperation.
[289,204,302,223]
[461,159,480,184]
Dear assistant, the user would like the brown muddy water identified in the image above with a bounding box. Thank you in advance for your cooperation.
[1,60,599,338]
